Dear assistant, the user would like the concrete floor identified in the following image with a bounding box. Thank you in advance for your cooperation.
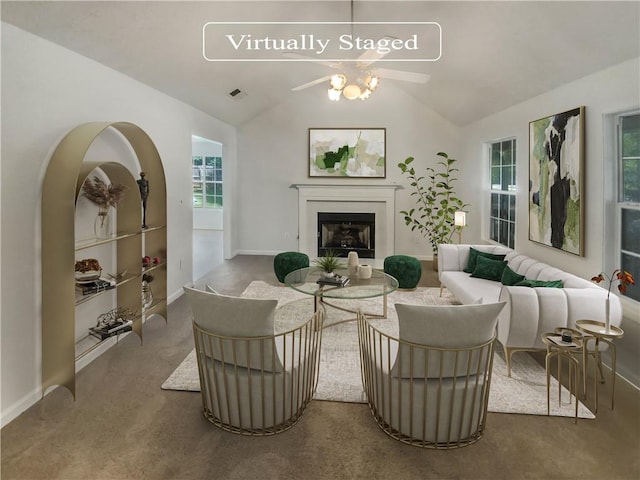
[2,256,639,479]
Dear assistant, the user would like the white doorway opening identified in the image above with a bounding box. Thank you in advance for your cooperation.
[192,135,224,281]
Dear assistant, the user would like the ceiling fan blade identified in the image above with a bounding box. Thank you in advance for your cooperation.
[373,68,430,84]
[283,52,341,69]
[356,49,388,68]
[355,36,395,67]
[291,75,332,91]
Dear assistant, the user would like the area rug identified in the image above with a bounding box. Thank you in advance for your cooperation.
[162,281,594,419]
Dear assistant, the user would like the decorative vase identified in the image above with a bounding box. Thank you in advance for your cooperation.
[604,297,611,332]
[347,251,359,276]
[94,207,110,239]
[432,253,438,272]
[142,281,153,308]
[357,264,372,279]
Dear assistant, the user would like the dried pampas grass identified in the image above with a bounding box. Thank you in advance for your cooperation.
[82,176,127,209]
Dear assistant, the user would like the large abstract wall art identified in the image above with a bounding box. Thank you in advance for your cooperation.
[309,128,386,178]
[529,107,585,256]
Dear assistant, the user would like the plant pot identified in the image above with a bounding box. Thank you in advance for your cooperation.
[432,253,438,272]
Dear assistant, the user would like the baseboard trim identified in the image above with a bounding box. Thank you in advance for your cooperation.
[167,288,184,304]
[1,387,42,429]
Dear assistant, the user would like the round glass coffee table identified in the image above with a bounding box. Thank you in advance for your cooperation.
[284,267,399,327]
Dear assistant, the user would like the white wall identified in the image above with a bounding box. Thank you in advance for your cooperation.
[460,57,640,386]
[0,23,237,426]
[235,81,461,259]
[192,138,224,230]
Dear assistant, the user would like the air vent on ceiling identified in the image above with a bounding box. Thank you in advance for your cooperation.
[228,88,248,100]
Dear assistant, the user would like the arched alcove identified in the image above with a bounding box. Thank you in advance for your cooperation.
[42,122,167,399]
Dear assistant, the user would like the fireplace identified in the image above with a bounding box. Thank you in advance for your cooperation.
[293,184,399,260]
[317,212,375,258]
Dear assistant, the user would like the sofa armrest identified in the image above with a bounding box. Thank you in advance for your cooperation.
[437,244,469,276]
[497,286,622,350]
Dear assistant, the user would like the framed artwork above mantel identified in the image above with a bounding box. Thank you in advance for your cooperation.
[528,106,585,256]
[309,128,386,178]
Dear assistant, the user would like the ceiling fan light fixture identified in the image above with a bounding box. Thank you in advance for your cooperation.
[330,74,346,90]
[359,88,371,100]
[328,88,341,101]
[324,71,383,102]
[343,83,362,100]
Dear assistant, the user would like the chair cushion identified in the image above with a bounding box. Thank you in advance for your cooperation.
[440,271,501,304]
[391,302,506,378]
[183,286,281,371]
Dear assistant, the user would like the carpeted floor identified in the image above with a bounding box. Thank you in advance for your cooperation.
[1,256,638,480]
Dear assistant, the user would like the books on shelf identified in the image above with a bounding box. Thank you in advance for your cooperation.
[88,320,133,340]
[317,275,351,287]
[76,279,115,295]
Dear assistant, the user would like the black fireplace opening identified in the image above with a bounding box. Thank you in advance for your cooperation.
[317,212,375,258]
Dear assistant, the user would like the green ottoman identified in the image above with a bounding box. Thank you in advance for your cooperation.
[274,252,310,283]
[384,255,422,289]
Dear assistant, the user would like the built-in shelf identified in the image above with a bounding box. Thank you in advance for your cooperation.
[75,230,141,251]
[42,122,167,399]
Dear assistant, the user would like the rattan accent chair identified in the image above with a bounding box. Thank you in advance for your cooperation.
[184,286,323,435]
[357,302,506,448]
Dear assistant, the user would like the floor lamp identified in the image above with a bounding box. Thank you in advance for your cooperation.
[454,211,467,244]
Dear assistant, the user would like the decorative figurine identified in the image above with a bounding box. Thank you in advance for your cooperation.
[137,171,149,229]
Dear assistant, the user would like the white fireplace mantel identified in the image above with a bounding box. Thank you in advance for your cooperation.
[291,184,403,260]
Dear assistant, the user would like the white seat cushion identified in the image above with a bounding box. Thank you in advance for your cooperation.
[440,271,502,304]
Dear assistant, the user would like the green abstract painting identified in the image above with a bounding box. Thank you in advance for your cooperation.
[309,128,386,178]
[529,107,584,256]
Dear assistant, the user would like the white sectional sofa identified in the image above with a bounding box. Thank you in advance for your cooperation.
[437,244,622,375]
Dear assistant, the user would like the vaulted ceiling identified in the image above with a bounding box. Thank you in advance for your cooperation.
[3,1,639,126]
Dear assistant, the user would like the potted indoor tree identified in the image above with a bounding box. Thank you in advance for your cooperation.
[398,151,469,270]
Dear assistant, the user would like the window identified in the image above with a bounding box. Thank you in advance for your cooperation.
[617,112,640,302]
[192,156,223,208]
[489,139,516,249]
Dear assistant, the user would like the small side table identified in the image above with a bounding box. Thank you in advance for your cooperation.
[541,329,584,423]
[575,319,624,413]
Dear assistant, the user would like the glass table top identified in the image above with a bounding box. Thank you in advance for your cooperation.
[284,267,399,300]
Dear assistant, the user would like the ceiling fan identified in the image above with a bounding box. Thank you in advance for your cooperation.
[289,46,430,101]
[288,0,429,101]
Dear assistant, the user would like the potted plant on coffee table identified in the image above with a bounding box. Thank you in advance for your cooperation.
[314,250,342,278]
[398,151,469,270]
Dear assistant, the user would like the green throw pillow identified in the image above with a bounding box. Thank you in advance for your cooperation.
[470,255,507,282]
[514,279,564,288]
[501,265,525,286]
[464,247,507,273]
